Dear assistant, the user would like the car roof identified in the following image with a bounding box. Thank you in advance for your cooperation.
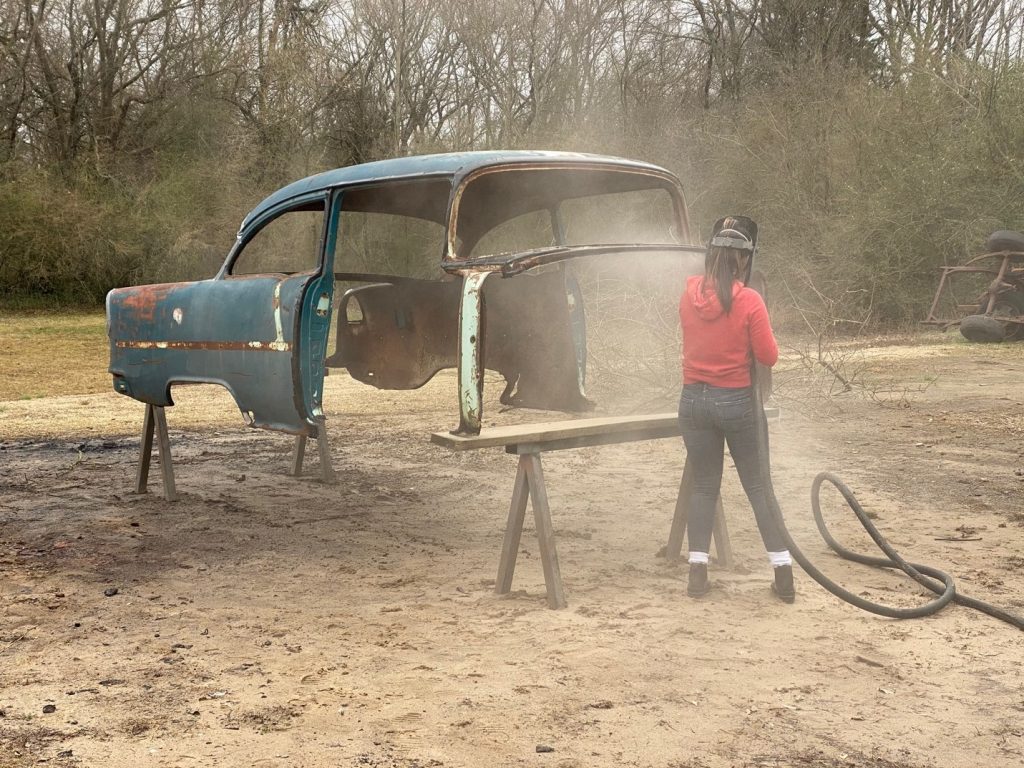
[241,150,674,231]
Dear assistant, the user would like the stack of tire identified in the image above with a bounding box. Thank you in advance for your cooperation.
[959,230,1024,343]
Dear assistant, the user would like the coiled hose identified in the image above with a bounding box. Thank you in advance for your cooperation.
[750,374,1024,631]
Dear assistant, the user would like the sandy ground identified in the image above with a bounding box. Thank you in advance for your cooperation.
[1,337,1023,768]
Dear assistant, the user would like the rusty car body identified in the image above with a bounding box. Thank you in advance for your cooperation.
[107,151,705,440]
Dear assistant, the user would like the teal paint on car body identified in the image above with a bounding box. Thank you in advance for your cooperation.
[108,189,334,436]
[107,150,699,438]
[240,151,669,233]
[107,273,315,433]
[295,192,343,420]
[457,271,491,434]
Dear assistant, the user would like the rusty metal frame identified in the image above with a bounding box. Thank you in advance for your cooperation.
[924,251,1024,329]
[440,161,698,435]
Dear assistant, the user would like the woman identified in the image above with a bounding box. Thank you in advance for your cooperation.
[678,216,793,602]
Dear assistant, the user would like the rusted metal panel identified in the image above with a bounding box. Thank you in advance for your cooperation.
[107,273,318,434]
[327,268,594,432]
[328,279,462,389]
[108,187,341,436]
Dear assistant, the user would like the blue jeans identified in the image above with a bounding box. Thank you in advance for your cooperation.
[678,383,786,554]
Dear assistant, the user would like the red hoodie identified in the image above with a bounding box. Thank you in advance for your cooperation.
[679,275,779,387]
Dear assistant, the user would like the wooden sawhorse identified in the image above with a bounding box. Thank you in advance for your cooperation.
[431,412,747,609]
[134,404,336,499]
[136,403,177,501]
[291,427,337,484]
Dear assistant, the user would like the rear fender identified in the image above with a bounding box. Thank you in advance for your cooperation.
[107,274,318,434]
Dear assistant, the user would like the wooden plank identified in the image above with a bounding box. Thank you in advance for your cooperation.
[135,404,155,494]
[507,425,682,454]
[523,453,567,609]
[431,408,779,452]
[666,461,731,566]
[316,423,337,485]
[153,405,178,502]
[665,458,692,562]
[711,495,732,567]
[433,413,678,451]
[292,435,307,476]
[495,457,530,595]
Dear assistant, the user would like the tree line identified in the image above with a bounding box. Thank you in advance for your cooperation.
[2,0,1023,328]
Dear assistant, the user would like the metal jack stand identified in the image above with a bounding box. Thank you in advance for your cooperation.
[291,419,337,484]
[135,404,177,501]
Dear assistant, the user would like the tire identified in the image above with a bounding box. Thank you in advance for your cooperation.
[989,291,1024,341]
[960,313,1006,343]
[985,230,1024,254]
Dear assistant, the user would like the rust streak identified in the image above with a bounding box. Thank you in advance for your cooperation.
[117,284,179,323]
[116,340,292,352]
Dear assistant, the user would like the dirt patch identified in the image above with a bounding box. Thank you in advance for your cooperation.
[1,336,1023,767]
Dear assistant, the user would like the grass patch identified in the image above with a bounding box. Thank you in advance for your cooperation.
[0,311,109,401]
[0,296,102,313]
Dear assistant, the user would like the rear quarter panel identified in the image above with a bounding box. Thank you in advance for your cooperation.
[106,273,318,434]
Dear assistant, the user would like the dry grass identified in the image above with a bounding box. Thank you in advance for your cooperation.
[0,310,264,438]
[0,311,109,401]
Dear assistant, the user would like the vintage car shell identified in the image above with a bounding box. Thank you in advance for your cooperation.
[107,151,700,436]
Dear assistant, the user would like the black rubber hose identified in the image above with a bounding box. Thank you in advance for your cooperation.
[750,373,1024,631]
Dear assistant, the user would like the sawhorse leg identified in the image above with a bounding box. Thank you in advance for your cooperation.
[665,457,732,567]
[291,420,337,484]
[495,450,566,609]
[135,404,177,501]
[291,435,307,476]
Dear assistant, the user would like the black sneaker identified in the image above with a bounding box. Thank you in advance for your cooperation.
[772,564,795,603]
[687,563,710,598]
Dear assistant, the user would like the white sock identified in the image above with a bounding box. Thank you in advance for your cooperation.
[688,551,710,565]
[768,550,792,568]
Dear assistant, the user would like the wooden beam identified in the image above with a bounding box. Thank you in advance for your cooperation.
[316,422,337,485]
[495,458,530,595]
[432,413,680,451]
[135,404,155,495]
[153,406,177,502]
[292,435,307,476]
[523,453,566,609]
[665,458,692,562]
[431,408,779,452]
[711,496,732,567]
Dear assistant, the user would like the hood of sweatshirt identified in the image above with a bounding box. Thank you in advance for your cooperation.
[686,275,742,320]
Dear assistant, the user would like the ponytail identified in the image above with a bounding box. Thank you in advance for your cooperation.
[704,246,744,313]
[706,216,758,312]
